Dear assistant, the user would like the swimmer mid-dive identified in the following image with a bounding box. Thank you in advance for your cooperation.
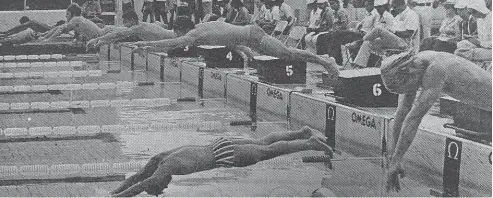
[380,51,492,192]
[86,11,176,49]
[0,16,64,38]
[130,17,341,77]
[40,4,107,42]
[110,126,332,197]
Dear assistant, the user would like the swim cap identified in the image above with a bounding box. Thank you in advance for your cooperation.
[174,16,195,30]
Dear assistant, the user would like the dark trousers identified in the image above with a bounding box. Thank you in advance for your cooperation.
[420,37,457,53]
[317,30,364,65]
[300,28,319,49]
[143,9,155,22]
[154,1,168,23]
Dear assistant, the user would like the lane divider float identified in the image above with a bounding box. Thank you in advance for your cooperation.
[0,160,148,178]
[0,70,103,79]
[0,121,224,137]
[0,81,153,92]
[0,97,177,111]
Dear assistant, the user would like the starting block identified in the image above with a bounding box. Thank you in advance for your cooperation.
[440,98,492,142]
[333,68,398,107]
[255,55,307,84]
[167,45,199,57]
[197,45,243,68]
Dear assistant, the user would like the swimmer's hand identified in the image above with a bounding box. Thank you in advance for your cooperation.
[132,41,150,47]
[86,38,99,49]
[131,46,149,58]
[386,163,405,193]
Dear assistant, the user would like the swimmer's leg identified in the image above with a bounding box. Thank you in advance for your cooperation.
[234,136,331,167]
[110,147,184,195]
[257,35,340,76]
[231,126,326,145]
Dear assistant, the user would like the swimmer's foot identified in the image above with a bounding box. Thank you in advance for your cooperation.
[300,126,327,143]
[320,54,341,75]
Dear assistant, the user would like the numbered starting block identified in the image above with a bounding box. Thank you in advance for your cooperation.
[254,55,307,84]
[333,68,398,107]
[167,45,198,57]
[440,98,492,141]
[197,45,243,68]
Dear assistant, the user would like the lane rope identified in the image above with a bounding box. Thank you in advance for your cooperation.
[0,121,224,137]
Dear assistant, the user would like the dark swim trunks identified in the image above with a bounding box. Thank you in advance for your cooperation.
[211,137,235,168]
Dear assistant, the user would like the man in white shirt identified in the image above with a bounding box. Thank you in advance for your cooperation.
[408,0,433,39]
[454,0,491,61]
[352,0,418,68]
[271,0,295,33]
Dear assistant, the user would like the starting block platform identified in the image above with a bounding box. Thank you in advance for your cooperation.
[109,45,491,197]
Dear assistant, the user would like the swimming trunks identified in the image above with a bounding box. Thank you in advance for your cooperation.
[211,137,235,168]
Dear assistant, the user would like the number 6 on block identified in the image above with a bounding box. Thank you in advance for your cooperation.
[372,83,382,96]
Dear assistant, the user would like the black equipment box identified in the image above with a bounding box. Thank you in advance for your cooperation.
[333,68,398,107]
[197,45,243,68]
[167,45,199,57]
[254,55,307,84]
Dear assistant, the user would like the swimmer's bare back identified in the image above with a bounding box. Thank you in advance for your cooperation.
[136,22,176,41]
[417,51,492,111]
[188,21,256,48]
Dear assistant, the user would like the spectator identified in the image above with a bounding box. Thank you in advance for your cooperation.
[408,0,433,39]
[455,0,477,39]
[301,0,333,51]
[244,0,256,13]
[313,0,349,55]
[271,0,295,33]
[304,0,318,24]
[122,0,135,14]
[252,0,266,21]
[154,0,168,24]
[82,0,102,19]
[329,0,348,31]
[254,0,277,34]
[351,0,419,68]
[230,0,252,25]
[142,0,155,22]
[224,0,238,23]
[420,0,462,53]
[454,0,491,61]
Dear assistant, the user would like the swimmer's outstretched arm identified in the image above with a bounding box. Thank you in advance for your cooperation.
[93,26,140,47]
[132,35,196,52]
[390,87,442,166]
[390,65,446,167]
[45,20,76,41]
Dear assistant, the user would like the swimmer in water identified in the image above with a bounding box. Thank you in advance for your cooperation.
[40,4,112,42]
[381,51,491,192]
[110,126,332,197]
[131,17,341,77]
[86,11,176,50]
